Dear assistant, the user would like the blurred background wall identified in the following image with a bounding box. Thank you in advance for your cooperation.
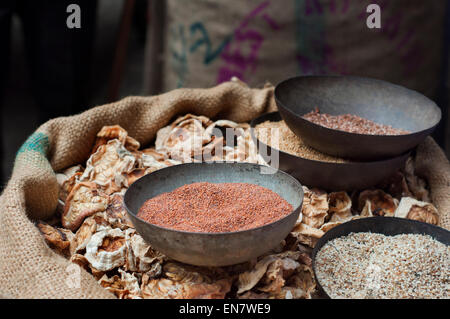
[1,0,449,185]
[1,0,147,181]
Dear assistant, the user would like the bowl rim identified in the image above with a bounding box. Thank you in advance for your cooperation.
[250,111,412,166]
[123,161,304,236]
[275,75,442,138]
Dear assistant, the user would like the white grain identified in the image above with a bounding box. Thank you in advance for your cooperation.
[315,232,450,299]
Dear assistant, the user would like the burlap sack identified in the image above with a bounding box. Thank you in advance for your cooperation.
[161,0,445,97]
[0,81,448,299]
[0,80,275,299]
[415,137,450,229]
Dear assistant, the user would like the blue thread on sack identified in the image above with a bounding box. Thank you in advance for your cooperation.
[17,132,49,156]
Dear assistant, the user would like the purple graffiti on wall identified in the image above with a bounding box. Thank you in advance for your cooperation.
[216,1,282,84]
[297,0,424,77]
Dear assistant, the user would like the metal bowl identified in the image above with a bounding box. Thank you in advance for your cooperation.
[123,162,304,267]
[250,112,410,191]
[311,217,450,298]
[275,75,441,160]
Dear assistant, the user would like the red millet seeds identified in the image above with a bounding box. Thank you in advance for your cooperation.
[137,182,293,233]
[303,108,410,135]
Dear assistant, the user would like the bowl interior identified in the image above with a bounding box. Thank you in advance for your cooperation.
[125,162,303,220]
[312,217,450,298]
[275,76,441,133]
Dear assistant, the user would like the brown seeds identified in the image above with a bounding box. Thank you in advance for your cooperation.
[137,182,293,233]
[255,120,347,163]
[303,108,410,135]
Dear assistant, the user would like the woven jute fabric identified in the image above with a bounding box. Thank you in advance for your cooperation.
[0,80,276,299]
[414,137,450,229]
[0,80,448,299]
